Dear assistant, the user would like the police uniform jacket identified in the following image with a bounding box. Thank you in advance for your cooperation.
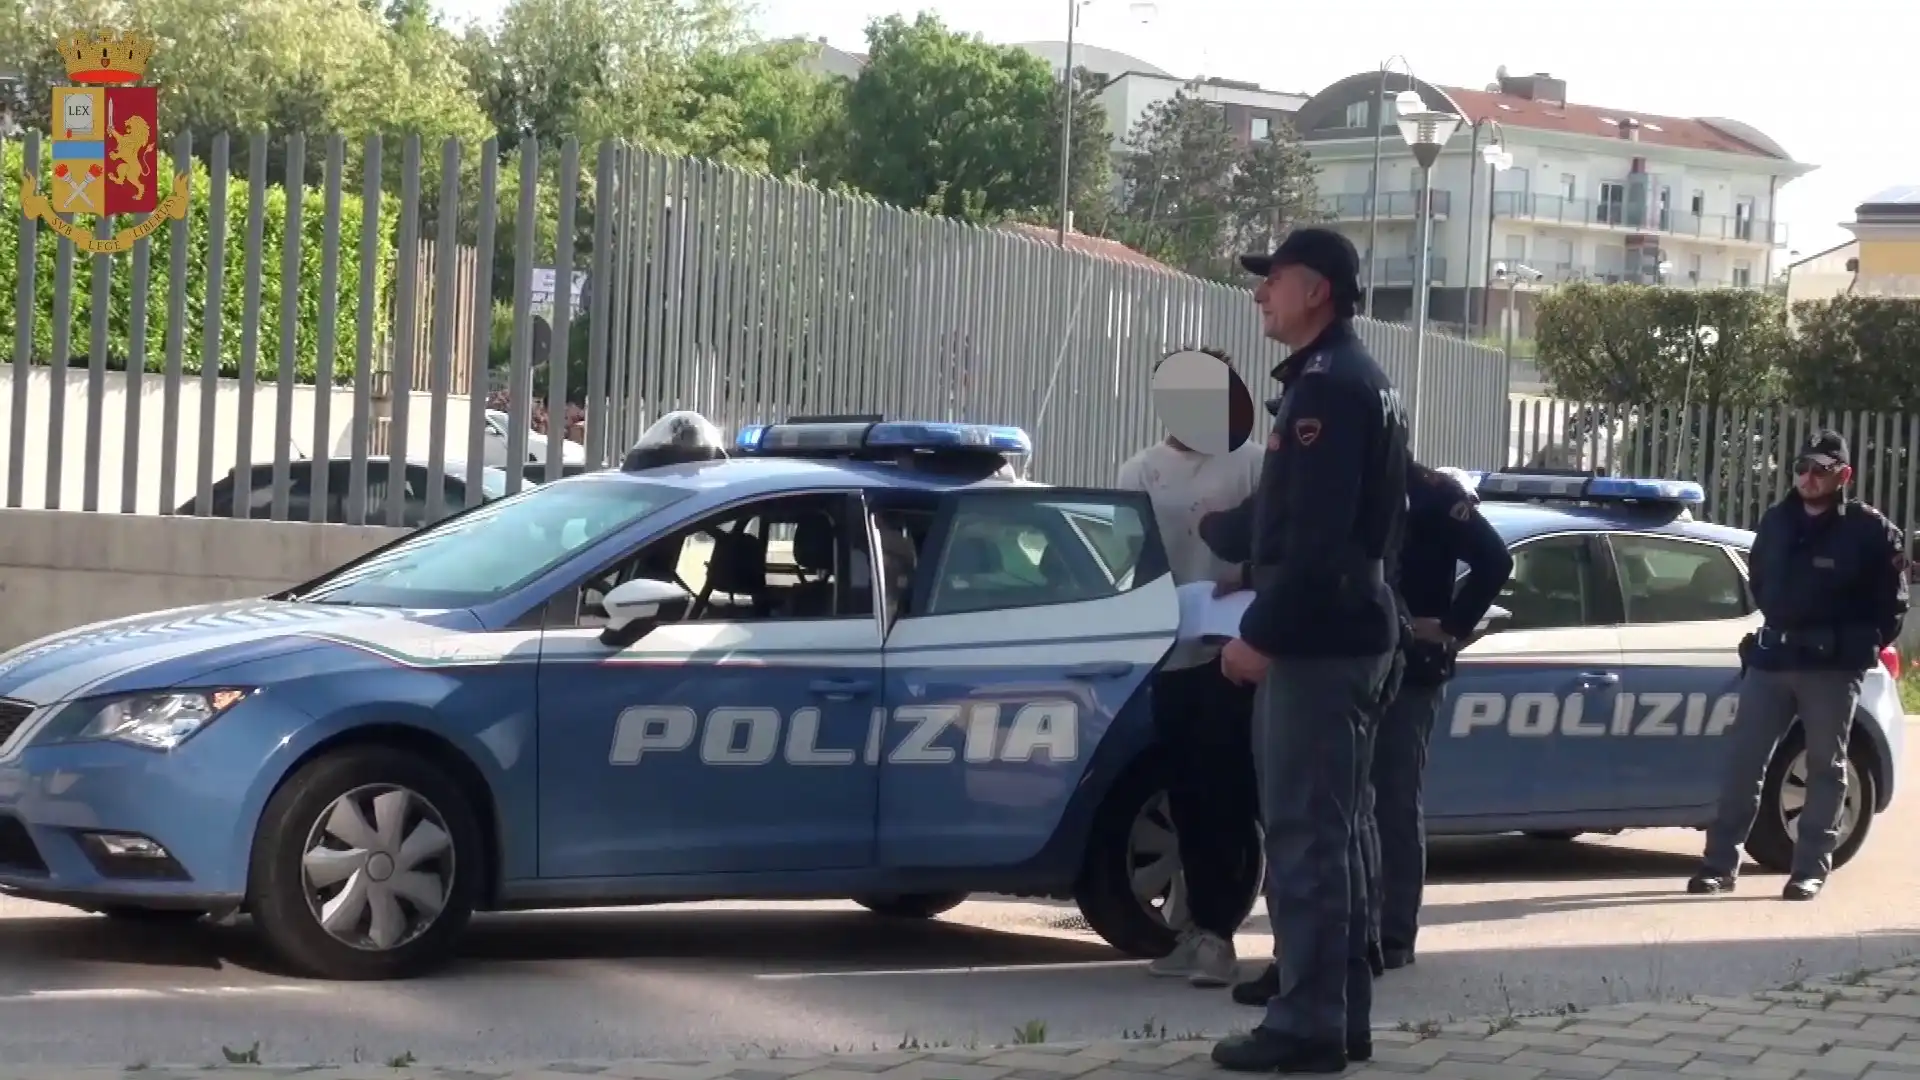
[1236,319,1409,658]
[1397,467,1514,686]
[1747,493,1909,672]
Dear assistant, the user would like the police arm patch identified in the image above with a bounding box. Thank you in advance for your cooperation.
[1294,418,1322,446]
[1302,353,1330,375]
[1449,499,1471,522]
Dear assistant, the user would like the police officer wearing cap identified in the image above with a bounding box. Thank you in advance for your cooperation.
[1688,431,1908,902]
[1208,227,1409,1074]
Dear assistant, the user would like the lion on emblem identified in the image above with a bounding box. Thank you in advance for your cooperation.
[108,113,151,202]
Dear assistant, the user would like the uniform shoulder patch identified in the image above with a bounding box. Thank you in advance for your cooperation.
[1294,418,1322,446]
[1449,499,1472,522]
[1301,353,1330,375]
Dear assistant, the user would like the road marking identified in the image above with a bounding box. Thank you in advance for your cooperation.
[756,959,1145,980]
[0,985,321,1002]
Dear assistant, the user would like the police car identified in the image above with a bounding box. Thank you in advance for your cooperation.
[0,417,1898,982]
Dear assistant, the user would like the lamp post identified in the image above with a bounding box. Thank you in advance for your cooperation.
[1363,56,1416,316]
[1394,91,1461,459]
[1463,118,1508,338]
[1057,1,1156,246]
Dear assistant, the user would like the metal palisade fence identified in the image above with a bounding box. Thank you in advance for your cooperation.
[1506,397,1920,541]
[2,129,1510,526]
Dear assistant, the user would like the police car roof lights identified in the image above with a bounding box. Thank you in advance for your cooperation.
[1475,470,1706,508]
[735,419,1033,458]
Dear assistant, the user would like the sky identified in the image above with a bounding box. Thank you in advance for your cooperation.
[437,0,1910,262]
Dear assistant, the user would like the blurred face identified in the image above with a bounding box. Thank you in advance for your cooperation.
[1253,264,1330,346]
[1793,456,1849,503]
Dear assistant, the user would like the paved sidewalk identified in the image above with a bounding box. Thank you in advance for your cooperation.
[10,963,1920,1080]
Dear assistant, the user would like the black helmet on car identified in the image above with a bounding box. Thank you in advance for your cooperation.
[621,410,729,472]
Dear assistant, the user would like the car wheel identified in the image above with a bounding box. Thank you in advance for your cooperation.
[1747,723,1877,875]
[853,892,971,919]
[1074,764,1262,958]
[248,745,483,980]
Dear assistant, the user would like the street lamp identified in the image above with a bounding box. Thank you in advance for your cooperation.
[1057,1,1157,246]
[1362,56,1416,315]
[1394,90,1461,458]
[1463,118,1508,338]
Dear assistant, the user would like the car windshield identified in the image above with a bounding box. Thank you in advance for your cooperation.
[292,478,691,608]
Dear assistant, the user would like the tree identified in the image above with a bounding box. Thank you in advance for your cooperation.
[839,13,1102,223]
[1534,283,1788,407]
[669,40,850,179]
[1785,297,1920,411]
[1111,85,1321,280]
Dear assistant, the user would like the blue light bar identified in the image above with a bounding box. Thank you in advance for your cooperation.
[733,419,1033,458]
[1476,471,1705,507]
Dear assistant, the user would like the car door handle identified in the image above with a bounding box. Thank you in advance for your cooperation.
[1575,671,1619,687]
[809,678,873,699]
[1065,661,1133,680]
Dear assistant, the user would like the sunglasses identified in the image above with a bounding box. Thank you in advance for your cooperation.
[1794,458,1840,476]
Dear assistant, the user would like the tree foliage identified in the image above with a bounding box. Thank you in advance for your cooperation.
[1533,283,1789,407]
[1785,297,1920,412]
[1112,85,1321,280]
[840,13,1106,224]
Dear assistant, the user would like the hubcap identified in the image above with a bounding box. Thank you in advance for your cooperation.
[1778,751,1863,849]
[1128,791,1189,931]
[301,784,455,952]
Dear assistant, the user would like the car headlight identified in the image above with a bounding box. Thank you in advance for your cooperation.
[67,689,254,751]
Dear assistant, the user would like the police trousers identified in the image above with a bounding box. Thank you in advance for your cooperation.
[1703,667,1862,880]
[1369,682,1443,952]
[1151,660,1261,940]
[1253,651,1392,1044]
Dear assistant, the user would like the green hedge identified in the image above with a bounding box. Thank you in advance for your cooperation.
[0,141,399,385]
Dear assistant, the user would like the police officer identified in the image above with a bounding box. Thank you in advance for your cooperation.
[1371,463,1511,966]
[1208,227,1409,1075]
[1688,431,1908,901]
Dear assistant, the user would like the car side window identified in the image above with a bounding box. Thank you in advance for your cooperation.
[570,492,875,628]
[922,494,1152,617]
[1496,534,1602,631]
[1610,533,1751,624]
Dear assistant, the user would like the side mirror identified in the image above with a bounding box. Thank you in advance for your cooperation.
[1475,604,1513,638]
[600,577,691,648]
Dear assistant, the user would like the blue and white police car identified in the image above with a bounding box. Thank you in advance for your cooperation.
[0,417,1899,981]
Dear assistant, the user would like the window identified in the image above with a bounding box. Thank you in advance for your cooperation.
[1597,181,1626,225]
[1688,253,1703,281]
[1495,535,1601,631]
[1690,190,1705,216]
[1560,174,1577,200]
[1503,234,1527,261]
[1609,533,1750,624]
[1733,259,1752,288]
[572,492,873,628]
[209,465,313,520]
[923,496,1152,617]
[1342,100,1368,129]
[1734,196,1756,241]
[291,477,693,609]
[1251,116,1272,141]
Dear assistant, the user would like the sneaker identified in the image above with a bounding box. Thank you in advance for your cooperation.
[1188,932,1239,988]
[1783,876,1825,901]
[1148,929,1202,978]
[1687,872,1736,894]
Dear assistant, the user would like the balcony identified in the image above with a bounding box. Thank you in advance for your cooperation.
[1319,190,1452,222]
[1490,192,1785,246]
[1501,262,1761,290]
[1364,255,1448,286]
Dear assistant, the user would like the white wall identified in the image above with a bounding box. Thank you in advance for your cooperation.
[0,367,478,515]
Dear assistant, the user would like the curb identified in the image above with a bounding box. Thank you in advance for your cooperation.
[4,962,1918,1079]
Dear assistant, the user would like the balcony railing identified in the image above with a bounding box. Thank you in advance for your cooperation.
[1319,190,1452,221]
[1503,262,1759,290]
[1365,255,1448,286]
[1489,192,1785,246]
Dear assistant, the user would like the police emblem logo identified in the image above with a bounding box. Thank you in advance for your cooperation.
[19,28,191,255]
[1294,418,1322,446]
[1302,353,1330,375]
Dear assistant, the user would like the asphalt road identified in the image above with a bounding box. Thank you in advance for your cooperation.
[2,726,1917,1069]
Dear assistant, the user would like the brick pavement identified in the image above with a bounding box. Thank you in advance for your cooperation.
[10,964,1920,1080]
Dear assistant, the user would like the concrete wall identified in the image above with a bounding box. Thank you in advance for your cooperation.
[0,367,478,516]
[0,508,408,650]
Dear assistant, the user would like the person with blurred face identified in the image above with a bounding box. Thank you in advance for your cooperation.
[1688,430,1908,901]
[1206,228,1408,1075]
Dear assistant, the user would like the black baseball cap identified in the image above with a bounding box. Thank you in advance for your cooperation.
[1239,227,1361,311]
[1797,430,1849,467]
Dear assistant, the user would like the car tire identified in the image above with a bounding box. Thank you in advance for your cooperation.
[247,745,484,981]
[1074,761,1263,958]
[852,892,971,919]
[1746,721,1877,875]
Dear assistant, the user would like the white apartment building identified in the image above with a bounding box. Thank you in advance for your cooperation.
[1290,70,1814,340]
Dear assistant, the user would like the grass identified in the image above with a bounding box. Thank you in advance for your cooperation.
[1899,671,1920,714]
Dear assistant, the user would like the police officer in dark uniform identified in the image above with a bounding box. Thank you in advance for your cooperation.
[1688,431,1908,901]
[1371,463,1511,965]
[1208,227,1409,1075]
